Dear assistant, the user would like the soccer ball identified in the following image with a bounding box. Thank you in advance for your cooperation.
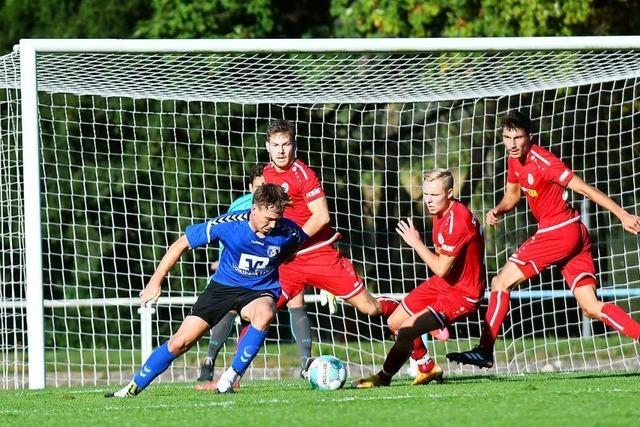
[308,355,347,391]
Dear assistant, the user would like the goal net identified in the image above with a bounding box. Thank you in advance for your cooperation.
[2,38,640,388]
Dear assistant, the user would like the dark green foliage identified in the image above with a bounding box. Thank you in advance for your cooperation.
[0,0,152,51]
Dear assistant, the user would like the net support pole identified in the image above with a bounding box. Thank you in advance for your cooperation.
[138,306,155,364]
[20,40,46,389]
[580,198,593,338]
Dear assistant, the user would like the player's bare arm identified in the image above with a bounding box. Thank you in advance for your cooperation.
[140,235,190,307]
[396,218,456,277]
[302,196,331,237]
[567,175,640,234]
[486,182,521,226]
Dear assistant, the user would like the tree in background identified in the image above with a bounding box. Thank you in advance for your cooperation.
[136,0,332,38]
[330,0,595,37]
[4,0,640,53]
[0,0,151,51]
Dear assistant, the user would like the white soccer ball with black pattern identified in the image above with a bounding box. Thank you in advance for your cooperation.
[308,355,347,391]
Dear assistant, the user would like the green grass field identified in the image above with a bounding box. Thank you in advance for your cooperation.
[2,372,639,427]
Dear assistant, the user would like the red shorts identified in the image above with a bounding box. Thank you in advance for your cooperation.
[509,219,597,291]
[401,276,481,328]
[277,245,364,308]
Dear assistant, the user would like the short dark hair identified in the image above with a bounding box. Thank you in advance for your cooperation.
[501,110,533,134]
[247,163,265,186]
[266,119,295,143]
[252,183,292,213]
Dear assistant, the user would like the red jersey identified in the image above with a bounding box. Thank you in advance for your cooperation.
[263,160,337,248]
[507,144,578,229]
[431,200,486,300]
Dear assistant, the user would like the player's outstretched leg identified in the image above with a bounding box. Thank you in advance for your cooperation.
[198,312,236,383]
[105,342,177,398]
[106,316,207,398]
[574,285,640,340]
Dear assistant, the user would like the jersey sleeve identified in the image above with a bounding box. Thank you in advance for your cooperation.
[299,167,326,204]
[438,221,474,258]
[541,149,574,187]
[185,218,223,249]
[283,218,309,245]
[506,158,518,184]
[275,219,309,260]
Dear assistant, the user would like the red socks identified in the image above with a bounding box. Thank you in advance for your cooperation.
[410,337,427,360]
[479,291,510,349]
[410,336,435,373]
[601,303,640,340]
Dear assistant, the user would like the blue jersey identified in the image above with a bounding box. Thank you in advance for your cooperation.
[219,193,253,255]
[185,209,306,294]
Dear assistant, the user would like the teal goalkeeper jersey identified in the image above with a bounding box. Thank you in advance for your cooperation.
[219,193,253,255]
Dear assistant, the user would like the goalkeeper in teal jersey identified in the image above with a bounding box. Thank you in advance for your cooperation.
[196,163,315,387]
[105,183,308,396]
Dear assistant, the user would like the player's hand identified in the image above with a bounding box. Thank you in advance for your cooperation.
[140,282,162,307]
[396,218,422,248]
[486,208,501,227]
[320,289,338,314]
[620,212,640,234]
[210,261,220,272]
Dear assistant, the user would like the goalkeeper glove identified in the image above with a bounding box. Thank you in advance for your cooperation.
[319,289,338,314]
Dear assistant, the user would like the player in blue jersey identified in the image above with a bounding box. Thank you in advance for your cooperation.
[197,163,265,383]
[197,163,315,386]
[105,183,307,397]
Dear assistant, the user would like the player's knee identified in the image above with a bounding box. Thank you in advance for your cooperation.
[491,275,510,292]
[387,317,402,334]
[251,306,276,329]
[167,336,193,355]
[581,304,602,319]
[360,302,380,317]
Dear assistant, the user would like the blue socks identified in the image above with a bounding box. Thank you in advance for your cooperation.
[133,342,178,389]
[231,325,268,375]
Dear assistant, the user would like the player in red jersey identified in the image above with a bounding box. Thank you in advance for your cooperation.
[354,169,486,387]
[262,120,395,317]
[447,110,640,368]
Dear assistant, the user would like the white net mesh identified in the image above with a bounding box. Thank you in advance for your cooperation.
[2,43,640,388]
[0,52,26,389]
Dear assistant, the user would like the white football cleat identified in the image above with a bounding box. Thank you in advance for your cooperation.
[104,380,141,398]
[216,368,241,394]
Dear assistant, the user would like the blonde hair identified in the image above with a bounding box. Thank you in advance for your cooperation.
[423,168,454,191]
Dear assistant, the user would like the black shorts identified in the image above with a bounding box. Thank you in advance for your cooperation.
[190,281,278,327]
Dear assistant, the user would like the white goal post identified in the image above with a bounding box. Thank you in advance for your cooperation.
[2,37,640,390]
